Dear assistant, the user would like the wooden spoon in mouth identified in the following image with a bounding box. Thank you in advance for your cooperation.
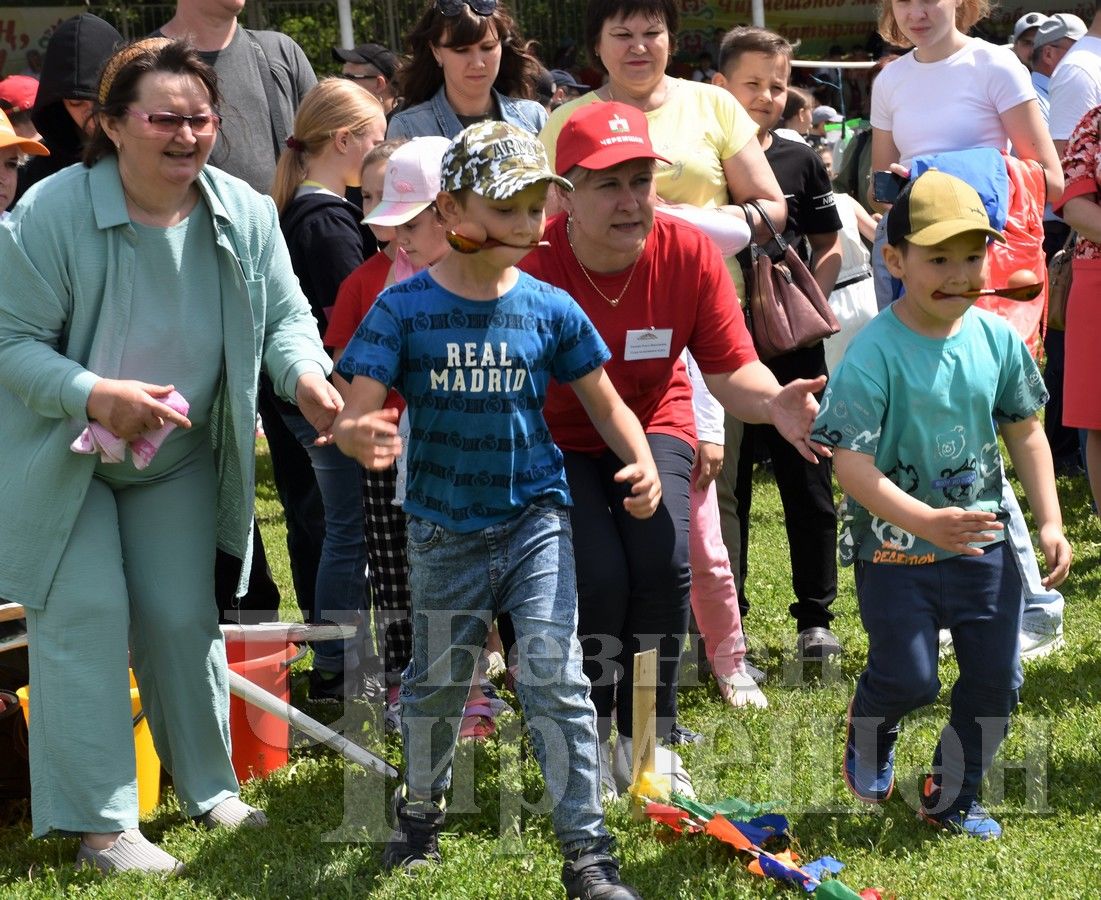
[931,283,1043,302]
[446,231,550,254]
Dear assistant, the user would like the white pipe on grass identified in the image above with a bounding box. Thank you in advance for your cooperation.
[227,670,397,779]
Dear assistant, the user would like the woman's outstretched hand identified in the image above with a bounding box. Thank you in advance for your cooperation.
[86,380,192,442]
[296,372,344,445]
[767,375,833,463]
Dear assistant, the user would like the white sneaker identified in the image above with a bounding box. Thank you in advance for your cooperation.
[613,735,695,798]
[1019,628,1065,661]
[938,629,953,658]
[716,671,768,709]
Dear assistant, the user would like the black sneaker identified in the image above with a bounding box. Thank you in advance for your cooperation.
[796,627,843,660]
[307,666,383,703]
[561,838,641,899]
[663,723,703,746]
[381,788,446,871]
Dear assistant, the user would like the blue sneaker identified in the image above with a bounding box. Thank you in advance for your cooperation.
[842,700,897,803]
[918,776,1002,840]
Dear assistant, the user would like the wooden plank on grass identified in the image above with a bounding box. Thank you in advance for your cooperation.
[630,648,658,819]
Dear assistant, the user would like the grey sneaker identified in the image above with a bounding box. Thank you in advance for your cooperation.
[76,829,185,875]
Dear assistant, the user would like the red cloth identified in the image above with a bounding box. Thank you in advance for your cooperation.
[977,152,1046,359]
[325,252,405,412]
[521,214,756,454]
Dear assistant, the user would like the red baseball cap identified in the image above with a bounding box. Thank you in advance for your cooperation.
[0,75,38,113]
[554,102,670,176]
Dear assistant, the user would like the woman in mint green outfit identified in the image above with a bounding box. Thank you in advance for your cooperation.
[0,39,340,874]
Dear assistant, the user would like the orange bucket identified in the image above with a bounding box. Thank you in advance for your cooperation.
[225,640,296,782]
[16,670,162,816]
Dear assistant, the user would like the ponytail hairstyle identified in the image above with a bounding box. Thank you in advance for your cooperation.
[877,0,990,47]
[270,77,384,212]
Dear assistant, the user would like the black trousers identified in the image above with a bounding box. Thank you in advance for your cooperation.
[1041,219,1081,467]
[564,434,693,741]
[718,342,837,631]
[214,375,326,625]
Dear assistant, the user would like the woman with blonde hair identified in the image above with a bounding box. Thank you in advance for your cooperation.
[272,78,387,700]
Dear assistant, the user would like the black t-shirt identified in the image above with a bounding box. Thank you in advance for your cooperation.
[750,132,842,265]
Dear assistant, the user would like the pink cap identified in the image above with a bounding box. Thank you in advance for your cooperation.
[364,136,451,227]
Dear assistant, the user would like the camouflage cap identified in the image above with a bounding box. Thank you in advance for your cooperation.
[441,121,572,199]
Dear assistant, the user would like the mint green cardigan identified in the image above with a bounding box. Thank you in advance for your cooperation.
[0,158,331,608]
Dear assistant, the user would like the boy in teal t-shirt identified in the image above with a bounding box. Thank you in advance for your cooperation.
[812,171,1071,839]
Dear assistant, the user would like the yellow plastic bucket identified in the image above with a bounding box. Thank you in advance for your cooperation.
[17,670,162,816]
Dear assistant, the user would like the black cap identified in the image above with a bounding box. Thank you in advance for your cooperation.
[550,69,591,92]
[331,43,398,79]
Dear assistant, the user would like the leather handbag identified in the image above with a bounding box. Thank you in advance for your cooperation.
[742,200,839,361]
[1046,229,1076,332]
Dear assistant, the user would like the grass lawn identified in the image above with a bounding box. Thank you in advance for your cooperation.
[1,444,1099,898]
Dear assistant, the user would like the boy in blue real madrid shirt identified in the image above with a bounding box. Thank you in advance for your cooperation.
[334,122,655,898]
[812,171,1071,840]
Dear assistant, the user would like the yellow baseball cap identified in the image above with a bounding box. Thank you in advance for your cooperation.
[886,170,1003,247]
[0,108,49,156]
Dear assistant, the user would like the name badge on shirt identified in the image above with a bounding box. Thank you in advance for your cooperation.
[623,328,673,361]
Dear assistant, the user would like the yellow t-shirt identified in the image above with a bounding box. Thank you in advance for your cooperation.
[540,79,758,209]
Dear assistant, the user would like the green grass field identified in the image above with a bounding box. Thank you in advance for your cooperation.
[1,446,1098,898]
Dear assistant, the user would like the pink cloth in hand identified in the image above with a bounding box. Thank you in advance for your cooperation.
[392,247,418,283]
[71,390,190,470]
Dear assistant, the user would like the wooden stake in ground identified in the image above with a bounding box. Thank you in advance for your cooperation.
[630,648,658,819]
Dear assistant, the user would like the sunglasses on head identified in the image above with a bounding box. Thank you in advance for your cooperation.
[126,109,221,135]
[436,0,497,16]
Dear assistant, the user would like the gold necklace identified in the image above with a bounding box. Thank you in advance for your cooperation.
[566,218,640,307]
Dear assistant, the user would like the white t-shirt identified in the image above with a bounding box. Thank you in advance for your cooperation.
[1047,35,1101,140]
[870,38,1035,168]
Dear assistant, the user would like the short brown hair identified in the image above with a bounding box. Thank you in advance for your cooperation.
[585,0,679,74]
[717,26,793,75]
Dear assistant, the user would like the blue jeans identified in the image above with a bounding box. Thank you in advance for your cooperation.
[281,409,369,673]
[1000,470,1064,636]
[400,500,606,854]
[871,213,902,311]
[852,543,1023,810]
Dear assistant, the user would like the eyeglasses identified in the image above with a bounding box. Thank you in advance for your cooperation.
[435,0,497,17]
[126,109,222,135]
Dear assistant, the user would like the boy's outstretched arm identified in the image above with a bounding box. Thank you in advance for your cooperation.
[1001,415,1072,588]
[833,447,1003,556]
[702,362,831,463]
[333,375,403,470]
[570,366,662,519]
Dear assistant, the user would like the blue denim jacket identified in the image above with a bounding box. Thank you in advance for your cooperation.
[387,84,547,139]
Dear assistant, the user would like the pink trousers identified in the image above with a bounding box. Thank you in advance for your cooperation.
[689,480,746,678]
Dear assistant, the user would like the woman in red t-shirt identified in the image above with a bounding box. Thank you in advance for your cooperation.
[520,103,827,789]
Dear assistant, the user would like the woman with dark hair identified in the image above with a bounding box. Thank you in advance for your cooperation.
[539,0,787,283]
[0,38,337,873]
[387,0,546,139]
